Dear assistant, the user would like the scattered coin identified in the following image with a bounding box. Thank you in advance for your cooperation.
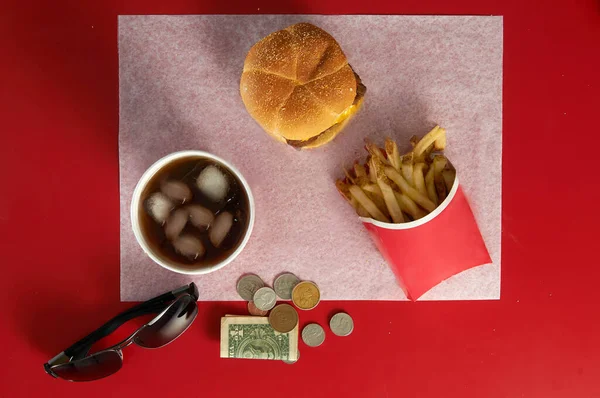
[301,323,325,347]
[236,274,265,301]
[248,301,268,316]
[253,287,277,311]
[273,273,300,300]
[269,304,299,333]
[330,312,354,336]
[291,281,321,310]
[283,350,299,364]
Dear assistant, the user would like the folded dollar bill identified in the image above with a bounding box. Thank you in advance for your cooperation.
[220,316,298,361]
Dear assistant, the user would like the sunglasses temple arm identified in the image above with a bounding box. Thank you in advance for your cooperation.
[61,283,197,360]
[173,282,199,300]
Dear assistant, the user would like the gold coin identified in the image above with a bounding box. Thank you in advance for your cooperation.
[268,304,298,333]
[291,281,320,310]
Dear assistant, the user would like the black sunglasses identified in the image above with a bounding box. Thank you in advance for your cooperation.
[44,283,199,382]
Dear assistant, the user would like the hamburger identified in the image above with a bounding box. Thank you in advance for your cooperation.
[240,23,366,149]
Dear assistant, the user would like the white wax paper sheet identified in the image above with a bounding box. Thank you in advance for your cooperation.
[119,15,502,301]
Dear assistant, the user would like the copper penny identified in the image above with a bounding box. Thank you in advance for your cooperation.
[268,304,299,333]
[248,301,268,316]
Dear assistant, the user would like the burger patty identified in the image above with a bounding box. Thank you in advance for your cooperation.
[286,73,366,148]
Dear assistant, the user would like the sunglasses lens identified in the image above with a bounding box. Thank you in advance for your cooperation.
[51,350,123,382]
[135,295,198,348]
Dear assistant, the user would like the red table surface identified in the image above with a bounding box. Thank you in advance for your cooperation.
[1,0,599,397]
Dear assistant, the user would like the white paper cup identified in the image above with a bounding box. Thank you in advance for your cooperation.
[131,150,255,275]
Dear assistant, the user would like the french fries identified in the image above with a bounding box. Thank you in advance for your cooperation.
[416,143,435,164]
[354,162,367,178]
[361,183,383,196]
[425,166,438,205]
[338,125,456,224]
[385,167,436,212]
[432,155,448,203]
[365,141,390,165]
[413,163,428,196]
[353,199,371,218]
[365,190,389,218]
[348,185,389,222]
[401,153,414,187]
[366,156,377,183]
[378,179,404,223]
[442,169,456,192]
[409,135,419,148]
[344,168,356,184]
[394,192,426,220]
[371,157,404,223]
[413,125,445,158]
[432,155,448,173]
[385,137,402,171]
[336,180,365,216]
[434,132,446,151]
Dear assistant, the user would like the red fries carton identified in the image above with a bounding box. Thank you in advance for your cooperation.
[361,177,491,300]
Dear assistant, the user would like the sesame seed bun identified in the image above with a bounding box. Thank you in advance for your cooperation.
[240,23,365,148]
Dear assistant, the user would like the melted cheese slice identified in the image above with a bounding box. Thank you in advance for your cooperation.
[334,104,358,124]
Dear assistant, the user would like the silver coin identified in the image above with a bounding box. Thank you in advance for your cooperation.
[282,350,299,364]
[301,323,325,347]
[273,273,300,300]
[329,312,354,336]
[253,287,277,311]
[236,274,265,301]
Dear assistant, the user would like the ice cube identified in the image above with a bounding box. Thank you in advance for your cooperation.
[187,205,214,229]
[145,192,174,225]
[172,235,205,260]
[209,211,234,248]
[196,165,229,202]
[160,180,192,204]
[164,208,189,240]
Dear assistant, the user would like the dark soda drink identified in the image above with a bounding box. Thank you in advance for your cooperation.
[139,156,250,268]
